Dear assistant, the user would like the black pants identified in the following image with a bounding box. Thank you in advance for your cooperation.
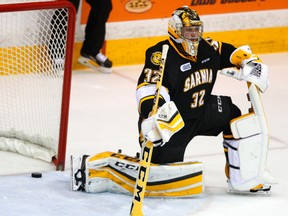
[69,0,112,56]
[140,95,241,164]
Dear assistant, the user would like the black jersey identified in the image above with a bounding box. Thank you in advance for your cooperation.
[137,38,237,121]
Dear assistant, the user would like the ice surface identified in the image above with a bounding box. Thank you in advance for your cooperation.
[0,53,288,216]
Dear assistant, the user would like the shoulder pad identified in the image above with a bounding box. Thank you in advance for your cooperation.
[204,37,220,52]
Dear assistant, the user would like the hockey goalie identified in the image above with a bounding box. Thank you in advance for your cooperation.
[71,6,277,197]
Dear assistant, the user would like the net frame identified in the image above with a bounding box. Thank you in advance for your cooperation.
[0,0,76,170]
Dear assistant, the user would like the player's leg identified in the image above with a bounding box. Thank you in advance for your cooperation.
[198,95,239,138]
[224,100,277,194]
[68,0,80,11]
[198,95,236,183]
[223,136,274,194]
[138,113,199,164]
[71,151,204,197]
[78,0,113,73]
[202,95,276,194]
[82,0,112,55]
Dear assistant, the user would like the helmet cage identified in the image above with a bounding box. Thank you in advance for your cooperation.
[168,8,203,57]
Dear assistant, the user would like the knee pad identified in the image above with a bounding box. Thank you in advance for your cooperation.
[230,113,261,139]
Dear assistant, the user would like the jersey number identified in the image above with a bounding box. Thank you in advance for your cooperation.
[144,68,160,83]
[191,90,205,108]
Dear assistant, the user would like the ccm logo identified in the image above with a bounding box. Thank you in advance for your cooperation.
[115,161,139,171]
[158,114,167,119]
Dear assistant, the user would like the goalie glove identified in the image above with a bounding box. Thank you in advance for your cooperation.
[141,101,185,147]
[221,56,269,93]
[222,44,269,93]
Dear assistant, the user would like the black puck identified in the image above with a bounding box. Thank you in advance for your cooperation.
[31,172,42,178]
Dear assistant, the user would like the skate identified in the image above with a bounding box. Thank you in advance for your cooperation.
[78,52,112,74]
[227,180,271,196]
[71,155,89,191]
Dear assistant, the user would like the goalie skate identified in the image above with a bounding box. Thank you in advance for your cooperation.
[71,155,88,191]
[77,53,112,74]
[227,180,271,196]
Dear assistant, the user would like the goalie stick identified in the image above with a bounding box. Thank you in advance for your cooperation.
[130,44,169,216]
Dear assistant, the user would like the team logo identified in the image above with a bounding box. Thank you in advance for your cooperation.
[180,62,191,72]
[151,51,162,65]
[124,0,152,13]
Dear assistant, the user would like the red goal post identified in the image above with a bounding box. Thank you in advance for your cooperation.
[0,0,76,170]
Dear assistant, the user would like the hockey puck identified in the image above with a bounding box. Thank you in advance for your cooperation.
[31,172,42,178]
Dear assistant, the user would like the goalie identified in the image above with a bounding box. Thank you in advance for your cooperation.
[71,6,276,197]
[136,6,276,194]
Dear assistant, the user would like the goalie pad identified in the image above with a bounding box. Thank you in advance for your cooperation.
[230,113,261,139]
[223,136,277,192]
[141,101,185,146]
[71,151,204,198]
[224,83,277,192]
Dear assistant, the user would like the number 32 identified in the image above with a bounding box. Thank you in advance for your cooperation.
[191,90,205,108]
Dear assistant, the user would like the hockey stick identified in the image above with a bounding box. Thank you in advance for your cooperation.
[130,44,169,216]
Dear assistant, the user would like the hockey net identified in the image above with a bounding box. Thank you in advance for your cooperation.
[0,0,76,170]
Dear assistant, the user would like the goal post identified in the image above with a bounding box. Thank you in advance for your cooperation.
[0,0,76,170]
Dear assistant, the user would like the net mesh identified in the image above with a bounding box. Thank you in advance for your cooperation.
[0,1,69,161]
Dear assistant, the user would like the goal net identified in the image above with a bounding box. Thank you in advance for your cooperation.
[0,0,76,170]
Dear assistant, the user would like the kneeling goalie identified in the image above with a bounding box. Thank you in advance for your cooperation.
[71,6,277,197]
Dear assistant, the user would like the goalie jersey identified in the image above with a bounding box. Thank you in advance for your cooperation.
[136,38,237,121]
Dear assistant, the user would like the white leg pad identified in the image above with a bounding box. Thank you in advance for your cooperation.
[224,136,277,191]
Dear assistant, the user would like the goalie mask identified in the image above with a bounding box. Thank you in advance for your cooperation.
[168,6,203,57]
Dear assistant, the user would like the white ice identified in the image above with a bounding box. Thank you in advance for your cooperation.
[0,53,288,216]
